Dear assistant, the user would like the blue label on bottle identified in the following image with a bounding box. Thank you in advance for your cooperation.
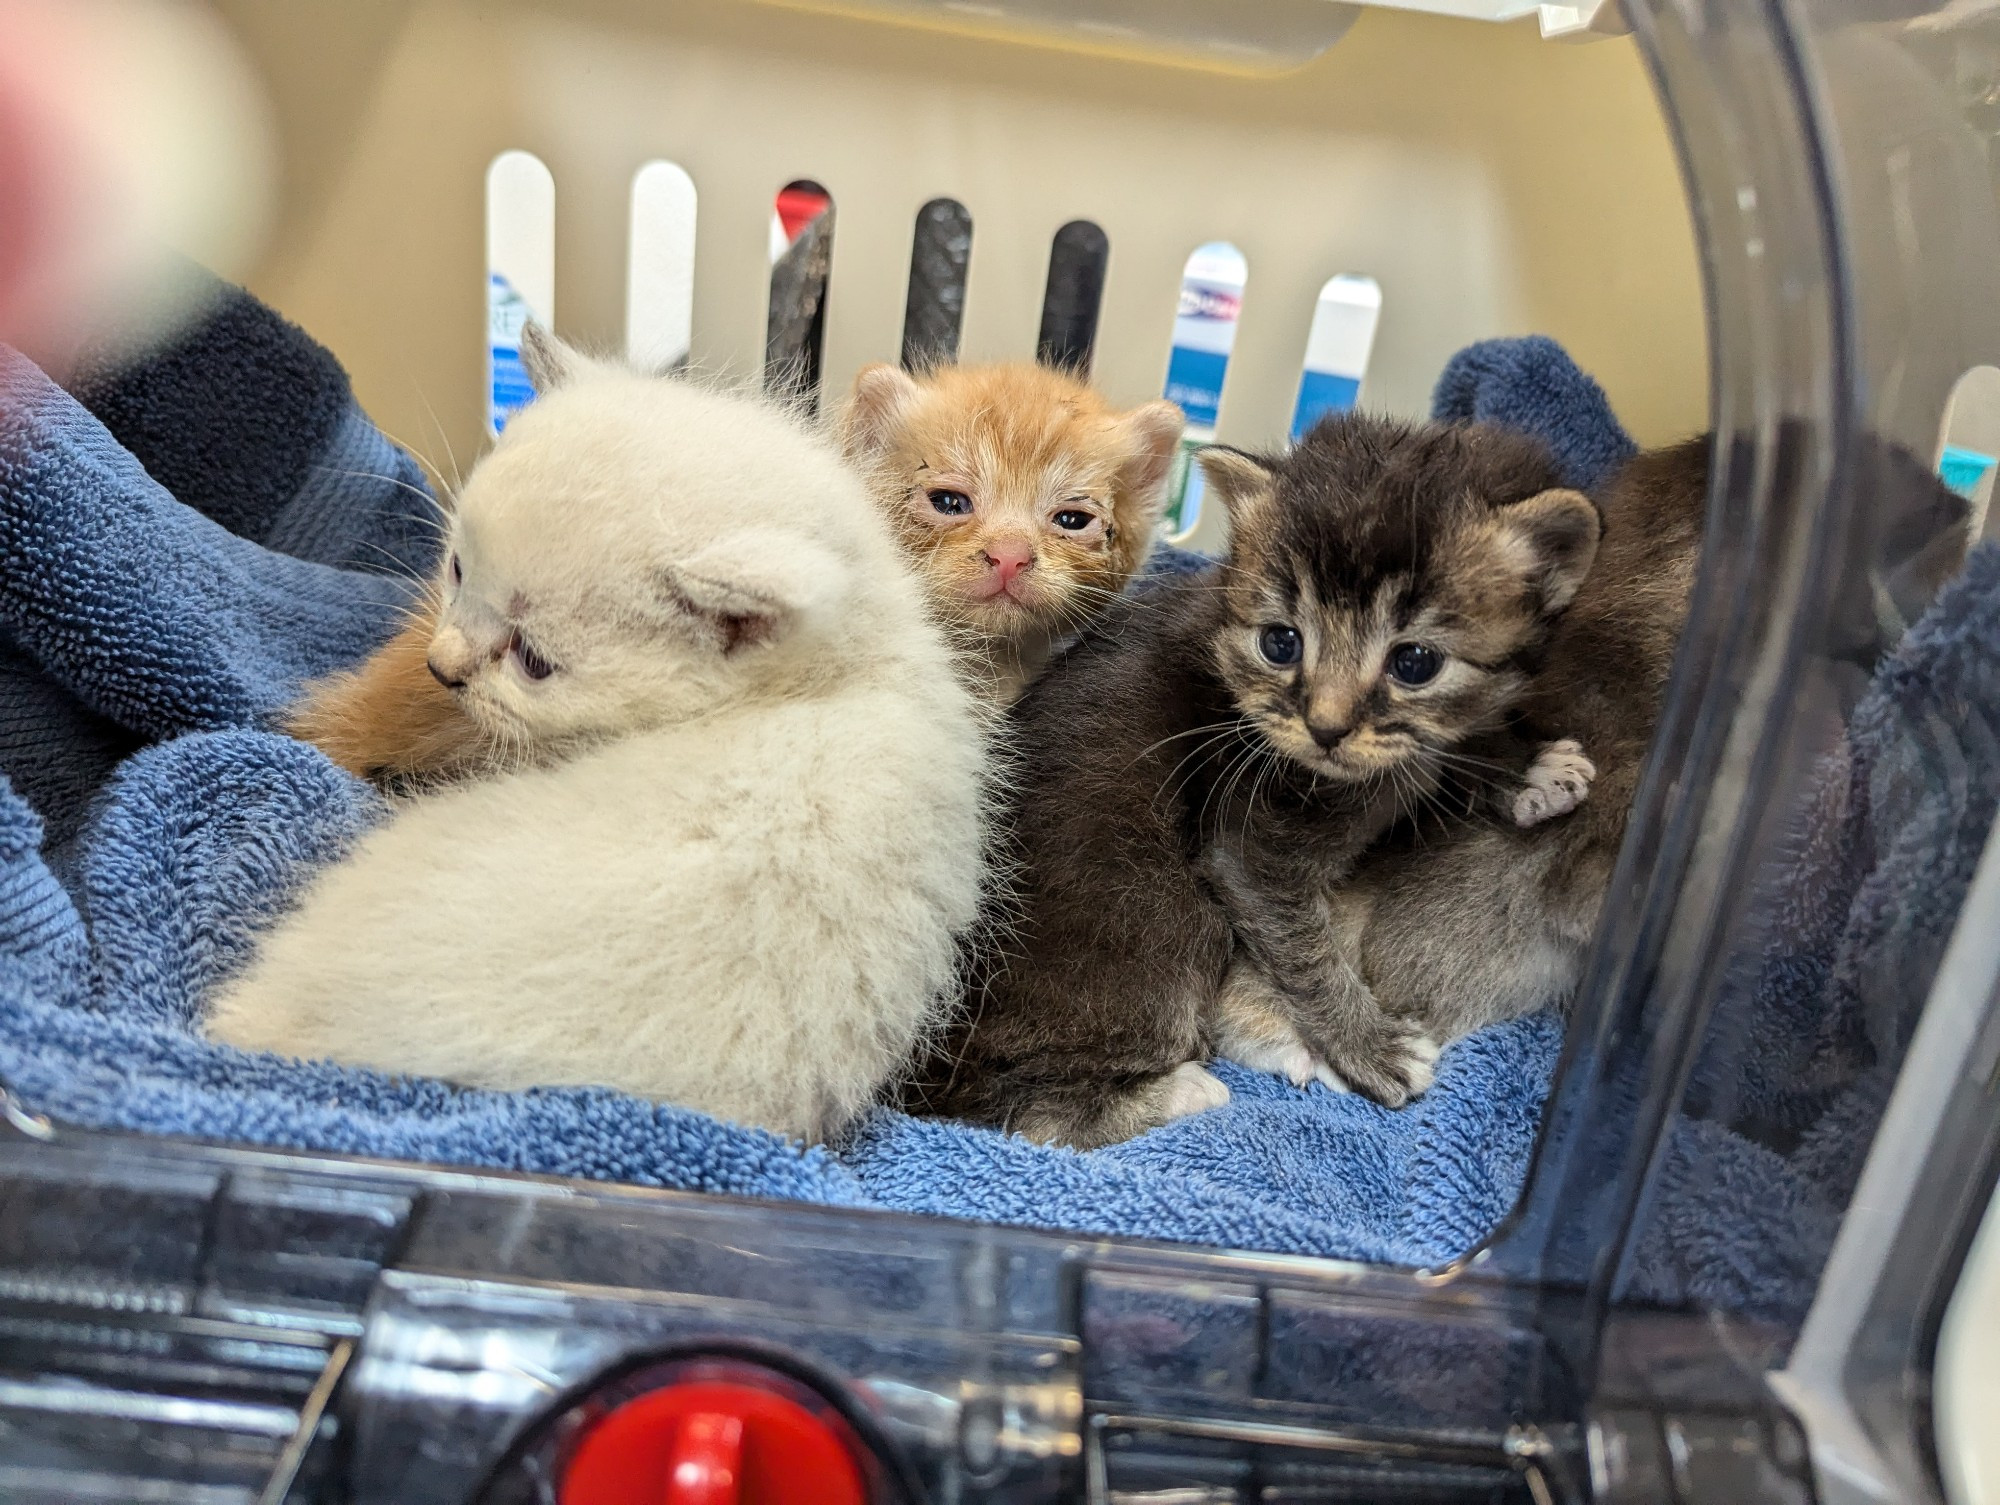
[1938,443,1997,501]
[1291,370,1362,441]
[488,272,536,434]
[1165,345,1229,431]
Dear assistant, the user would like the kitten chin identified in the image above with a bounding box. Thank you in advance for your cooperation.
[838,360,1184,706]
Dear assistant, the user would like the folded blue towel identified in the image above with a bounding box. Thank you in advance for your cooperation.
[67,271,439,574]
[0,275,436,861]
[1432,334,1639,491]
[1627,538,2000,1323]
[0,304,1763,1271]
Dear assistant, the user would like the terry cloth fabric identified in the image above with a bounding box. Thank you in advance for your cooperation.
[1431,334,1639,491]
[0,298,432,858]
[1627,540,2000,1325]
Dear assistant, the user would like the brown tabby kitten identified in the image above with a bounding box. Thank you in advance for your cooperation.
[907,415,1602,1147]
[1214,438,1707,1089]
[840,361,1185,706]
[290,358,1184,781]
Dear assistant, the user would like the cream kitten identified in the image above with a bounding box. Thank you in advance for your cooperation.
[207,330,990,1143]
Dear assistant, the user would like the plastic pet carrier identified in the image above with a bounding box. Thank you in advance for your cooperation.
[0,0,1997,1501]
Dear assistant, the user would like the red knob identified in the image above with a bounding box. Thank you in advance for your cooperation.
[558,1378,867,1505]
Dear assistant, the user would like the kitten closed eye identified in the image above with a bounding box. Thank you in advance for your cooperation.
[510,633,556,681]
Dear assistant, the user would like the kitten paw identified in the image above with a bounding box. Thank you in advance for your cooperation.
[1225,1030,1317,1086]
[1311,1059,1353,1093]
[1513,738,1596,828]
[1405,1032,1442,1095]
[1160,1062,1231,1120]
[1323,1025,1442,1109]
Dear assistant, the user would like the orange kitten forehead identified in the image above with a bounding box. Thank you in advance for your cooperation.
[895,369,1152,504]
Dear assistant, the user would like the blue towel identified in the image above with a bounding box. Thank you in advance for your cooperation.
[0,311,1658,1266]
[1626,539,2000,1323]
[1431,334,1639,491]
[0,273,437,861]
[67,270,440,573]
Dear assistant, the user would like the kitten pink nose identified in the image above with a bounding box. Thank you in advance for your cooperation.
[982,537,1036,585]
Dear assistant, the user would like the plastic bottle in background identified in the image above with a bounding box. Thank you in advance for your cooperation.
[485,149,554,436]
[1291,274,1382,440]
[486,274,536,432]
[1161,241,1248,540]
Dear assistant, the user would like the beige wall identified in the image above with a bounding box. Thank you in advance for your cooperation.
[210,0,1707,485]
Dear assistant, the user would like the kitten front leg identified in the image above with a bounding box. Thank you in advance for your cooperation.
[1213,958,1349,1090]
[1221,892,1440,1108]
[1214,948,1439,1104]
[1509,737,1596,828]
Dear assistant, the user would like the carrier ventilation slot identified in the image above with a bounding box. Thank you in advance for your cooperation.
[483,156,1385,485]
[901,196,973,370]
[483,150,554,437]
[1037,219,1110,377]
[1161,240,1248,541]
[625,160,698,374]
[1938,364,2000,543]
[765,179,837,414]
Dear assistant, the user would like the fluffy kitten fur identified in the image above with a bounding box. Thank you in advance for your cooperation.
[907,416,1601,1146]
[1214,439,1707,1091]
[289,361,1183,780]
[839,361,1184,705]
[207,332,989,1143]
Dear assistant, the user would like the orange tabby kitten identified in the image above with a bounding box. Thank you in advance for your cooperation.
[288,360,1183,780]
[840,361,1184,705]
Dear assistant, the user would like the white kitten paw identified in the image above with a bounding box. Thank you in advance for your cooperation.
[1404,1033,1442,1096]
[1160,1062,1231,1121]
[1513,738,1596,828]
[1311,1059,1353,1093]
[1224,1029,1317,1086]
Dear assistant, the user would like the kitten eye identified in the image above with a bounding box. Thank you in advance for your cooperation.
[928,489,974,516]
[1258,624,1302,666]
[511,634,556,681]
[1052,509,1094,531]
[1387,642,1443,686]
[449,553,462,586]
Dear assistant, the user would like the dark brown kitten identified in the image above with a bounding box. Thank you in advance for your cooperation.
[907,415,1602,1147]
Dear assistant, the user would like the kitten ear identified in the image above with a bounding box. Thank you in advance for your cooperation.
[655,529,848,654]
[1197,446,1278,520]
[840,363,924,458]
[1491,488,1602,613]
[1112,400,1187,520]
[519,321,582,395]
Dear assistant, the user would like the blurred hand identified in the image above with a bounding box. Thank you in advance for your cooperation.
[0,0,273,374]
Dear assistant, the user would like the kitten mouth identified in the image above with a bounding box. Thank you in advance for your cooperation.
[962,578,1044,611]
[1266,723,1420,783]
